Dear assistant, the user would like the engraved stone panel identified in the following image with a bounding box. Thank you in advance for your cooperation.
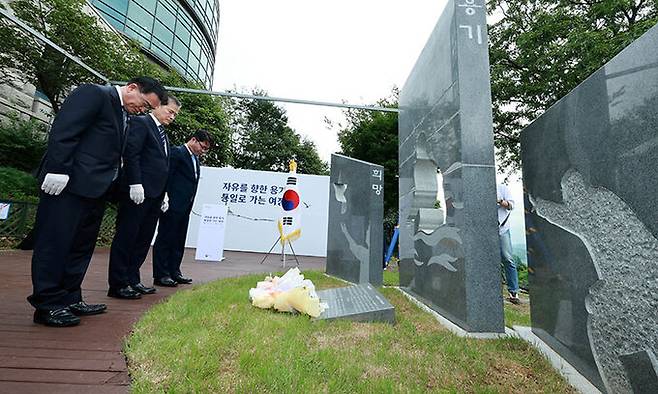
[326,154,384,286]
[398,0,504,333]
[521,22,658,393]
[316,284,395,324]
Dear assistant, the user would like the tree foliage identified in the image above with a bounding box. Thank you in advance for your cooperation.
[0,1,321,173]
[159,75,232,168]
[0,114,47,172]
[228,90,328,175]
[0,0,156,112]
[337,90,399,219]
[487,0,658,168]
[0,0,232,166]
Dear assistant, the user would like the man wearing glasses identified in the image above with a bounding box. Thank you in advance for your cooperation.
[29,77,168,327]
[153,130,212,287]
[108,94,181,300]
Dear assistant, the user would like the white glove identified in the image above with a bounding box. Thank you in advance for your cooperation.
[161,193,169,212]
[129,184,145,204]
[41,173,69,195]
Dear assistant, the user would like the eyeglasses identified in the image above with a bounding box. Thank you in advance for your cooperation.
[198,141,210,152]
[140,93,155,113]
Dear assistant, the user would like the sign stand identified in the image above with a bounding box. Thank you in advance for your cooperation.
[195,204,228,262]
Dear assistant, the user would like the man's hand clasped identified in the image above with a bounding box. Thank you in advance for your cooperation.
[41,173,70,195]
[129,184,145,204]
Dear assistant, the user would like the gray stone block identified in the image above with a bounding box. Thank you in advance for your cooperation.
[326,154,384,285]
[521,21,658,394]
[398,0,504,333]
[316,284,395,324]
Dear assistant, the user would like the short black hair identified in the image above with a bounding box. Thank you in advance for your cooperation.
[192,130,212,146]
[167,94,181,107]
[127,76,168,105]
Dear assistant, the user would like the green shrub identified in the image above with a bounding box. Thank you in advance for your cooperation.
[0,114,48,172]
[0,166,38,201]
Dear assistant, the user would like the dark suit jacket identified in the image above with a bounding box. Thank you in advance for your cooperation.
[122,115,170,198]
[166,145,201,213]
[39,84,125,198]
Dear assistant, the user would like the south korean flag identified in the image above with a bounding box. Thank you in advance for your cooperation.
[277,160,302,245]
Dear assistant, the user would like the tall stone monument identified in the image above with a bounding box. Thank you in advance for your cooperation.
[326,154,384,286]
[521,23,658,394]
[398,0,504,333]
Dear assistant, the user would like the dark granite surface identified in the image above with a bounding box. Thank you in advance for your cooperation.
[521,22,658,394]
[316,284,395,324]
[326,154,384,285]
[398,0,503,333]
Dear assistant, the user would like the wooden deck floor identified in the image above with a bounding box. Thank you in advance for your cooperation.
[0,248,325,393]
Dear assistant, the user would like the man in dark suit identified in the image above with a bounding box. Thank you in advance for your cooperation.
[107,95,181,299]
[29,77,168,327]
[152,130,212,287]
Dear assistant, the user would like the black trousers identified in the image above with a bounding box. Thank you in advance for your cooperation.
[108,193,164,288]
[152,208,191,279]
[28,191,106,310]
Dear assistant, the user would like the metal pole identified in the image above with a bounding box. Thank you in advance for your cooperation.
[0,8,110,83]
[111,81,399,113]
[259,236,281,265]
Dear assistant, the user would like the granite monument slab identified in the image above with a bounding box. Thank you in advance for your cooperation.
[398,0,504,333]
[326,154,384,286]
[521,22,658,393]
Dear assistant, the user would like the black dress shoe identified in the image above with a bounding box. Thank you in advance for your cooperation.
[154,276,178,287]
[107,286,142,299]
[34,308,81,327]
[173,275,192,284]
[132,283,157,295]
[69,301,107,316]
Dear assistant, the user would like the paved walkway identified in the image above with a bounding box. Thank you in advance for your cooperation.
[0,248,325,393]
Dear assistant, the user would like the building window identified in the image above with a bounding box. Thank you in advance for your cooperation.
[127,2,154,32]
[91,0,218,88]
[155,3,176,27]
[92,0,128,27]
[153,20,174,47]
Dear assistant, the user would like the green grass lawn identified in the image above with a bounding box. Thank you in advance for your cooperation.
[504,291,531,327]
[125,271,571,393]
[383,267,399,286]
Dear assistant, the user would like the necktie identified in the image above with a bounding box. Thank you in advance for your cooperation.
[122,110,128,134]
[158,125,167,155]
[192,154,198,179]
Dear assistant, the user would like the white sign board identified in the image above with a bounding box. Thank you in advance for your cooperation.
[195,204,228,262]
[185,167,329,257]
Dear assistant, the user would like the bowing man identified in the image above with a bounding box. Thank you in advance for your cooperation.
[29,77,167,327]
[108,95,181,299]
[153,130,212,287]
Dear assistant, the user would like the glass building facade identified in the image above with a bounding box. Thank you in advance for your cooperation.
[91,0,219,88]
